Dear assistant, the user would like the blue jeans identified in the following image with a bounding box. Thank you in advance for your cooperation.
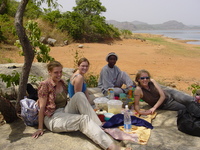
[160,86,194,111]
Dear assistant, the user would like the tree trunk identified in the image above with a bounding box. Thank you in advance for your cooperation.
[14,0,35,112]
[0,96,18,123]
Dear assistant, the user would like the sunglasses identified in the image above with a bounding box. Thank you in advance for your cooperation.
[140,77,150,80]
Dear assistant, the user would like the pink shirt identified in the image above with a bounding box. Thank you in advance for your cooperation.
[38,78,67,117]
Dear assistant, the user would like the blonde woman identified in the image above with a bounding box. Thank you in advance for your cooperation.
[68,57,93,104]
[134,69,193,115]
[32,60,122,150]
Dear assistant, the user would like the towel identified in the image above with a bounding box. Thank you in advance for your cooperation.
[104,111,157,145]
[102,114,153,129]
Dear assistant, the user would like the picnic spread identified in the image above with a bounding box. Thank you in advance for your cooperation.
[103,110,157,145]
[94,94,157,145]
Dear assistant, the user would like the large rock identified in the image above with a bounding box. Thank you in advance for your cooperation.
[0,63,103,102]
[1,63,200,149]
[0,63,74,97]
[0,102,200,150]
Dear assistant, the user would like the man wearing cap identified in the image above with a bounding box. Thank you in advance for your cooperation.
[98,52,135,96]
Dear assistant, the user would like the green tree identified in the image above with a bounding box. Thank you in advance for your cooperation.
[0,0,7,15]
[0,14,16,44]
[57,11,84,40]
[42,8,62,24]
[74,0,106,16]
[57,0,120,42]
[24,0,43,19]
[15,0,58,112]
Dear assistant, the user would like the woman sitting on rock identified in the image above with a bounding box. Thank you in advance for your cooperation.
[134,69,193,115]
[32,60,122,150]
[68,57,93,105]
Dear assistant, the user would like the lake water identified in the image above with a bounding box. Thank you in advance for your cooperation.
[133,30,200,45]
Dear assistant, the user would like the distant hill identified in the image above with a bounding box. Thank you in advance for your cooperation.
[106,20,200,31]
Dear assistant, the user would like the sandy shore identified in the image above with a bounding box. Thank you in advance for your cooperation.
[4,34,200,95]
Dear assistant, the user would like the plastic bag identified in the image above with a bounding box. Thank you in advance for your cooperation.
[20,97,39,126]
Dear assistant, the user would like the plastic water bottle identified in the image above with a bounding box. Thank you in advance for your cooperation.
[108,90,114,100]
[124,105,132,132]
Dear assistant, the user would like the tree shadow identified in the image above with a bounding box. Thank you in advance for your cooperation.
[7,118,32,143]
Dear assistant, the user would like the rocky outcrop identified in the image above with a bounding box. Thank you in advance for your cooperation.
[0,63,74,97]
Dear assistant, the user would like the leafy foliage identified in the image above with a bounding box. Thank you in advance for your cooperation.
[42,9,62,24]
[1,0,121,43]
[24,1,43,19]
[0,71,20,88]
[0,26,6,42]
[85,73,99,87]
[55,0,121,42]
[188,83,200,95]
[74,0,106,16]
[0,14,16,43]
[120,29,132,39]
[15,20,54,63]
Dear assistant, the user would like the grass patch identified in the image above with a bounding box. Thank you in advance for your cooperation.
[133,33,200,58]
[0,45,15,63]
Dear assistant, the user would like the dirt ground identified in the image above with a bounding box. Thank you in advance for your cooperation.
[2,34,200,95]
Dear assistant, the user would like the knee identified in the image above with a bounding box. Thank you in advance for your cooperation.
[74,92,85,97]
[79,114,90,129]
[73,92,87,100]
[72,92,88,103]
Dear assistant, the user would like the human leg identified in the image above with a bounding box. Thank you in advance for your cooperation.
[44,109,113,150]
[112,71,134,96]
[65,92,102,126]
[161,86,193,106]
[161,98,186,110]
[115,71,133,88]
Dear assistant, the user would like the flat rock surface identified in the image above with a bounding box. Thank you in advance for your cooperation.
[0,102,200,150]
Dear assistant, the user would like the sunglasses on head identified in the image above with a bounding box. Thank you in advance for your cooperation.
[140,77,150,80]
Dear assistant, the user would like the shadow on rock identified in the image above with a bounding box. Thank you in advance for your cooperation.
[8,118,32,143]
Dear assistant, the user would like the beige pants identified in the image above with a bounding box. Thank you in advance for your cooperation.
[44,92,113,150]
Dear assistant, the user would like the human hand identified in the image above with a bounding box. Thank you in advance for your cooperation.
[141,109,152,115]
[149,107,156,114]
[32,129,44,139]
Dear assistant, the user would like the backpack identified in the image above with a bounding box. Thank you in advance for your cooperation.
[20,97,39,126]
[177,101,200,136]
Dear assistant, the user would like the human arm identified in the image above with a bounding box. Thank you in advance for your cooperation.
[134,86,152,115]
[73,74,84,93]
[149,79,165,113]
[32,82,48,138]
[98,66,117,90]
[73,74,91,103]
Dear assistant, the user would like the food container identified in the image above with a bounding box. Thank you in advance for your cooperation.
[94,97,109,111]
[104,113,114,121]
[96,110,107,122]
[107,100,123,114]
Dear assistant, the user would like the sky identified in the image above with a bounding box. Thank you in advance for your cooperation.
[49,0,200,25]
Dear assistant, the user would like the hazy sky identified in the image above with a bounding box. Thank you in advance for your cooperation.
[53,0,200,25]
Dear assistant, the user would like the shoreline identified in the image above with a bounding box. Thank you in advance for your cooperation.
[133,30,200,46]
